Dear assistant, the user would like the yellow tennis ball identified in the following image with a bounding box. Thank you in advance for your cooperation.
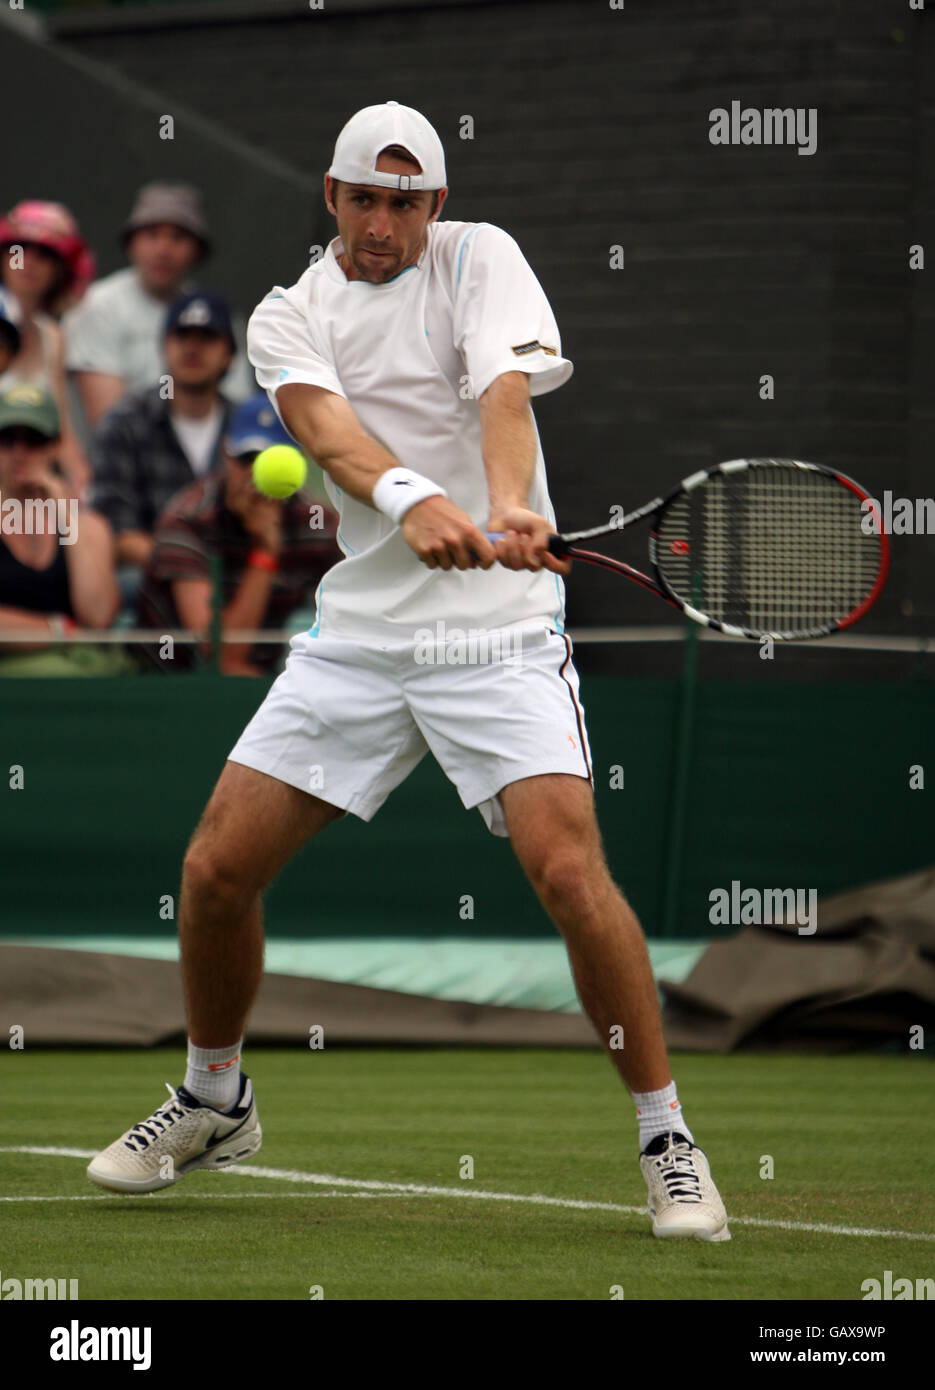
[252,445,307,499]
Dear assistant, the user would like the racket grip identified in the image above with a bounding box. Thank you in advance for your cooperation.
[467,531,502,563]
[484,530,570,556]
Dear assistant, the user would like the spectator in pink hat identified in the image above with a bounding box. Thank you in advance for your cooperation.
[0,200,96,497]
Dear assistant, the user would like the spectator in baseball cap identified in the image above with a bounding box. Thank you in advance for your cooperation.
[135,393,340,675]
[0,200,96,497]
[88,290,241,597]
[224,393,293,455]
[64,182,255,432]
[0,383,124,675]
[165,288,236,348]
[222,390,328,501]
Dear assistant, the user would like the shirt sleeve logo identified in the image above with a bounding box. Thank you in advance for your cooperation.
[511,340,558,357]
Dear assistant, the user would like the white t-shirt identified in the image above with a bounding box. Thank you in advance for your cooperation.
[63,266,257,403]
[246,220,573,643]
[170,403,224,477]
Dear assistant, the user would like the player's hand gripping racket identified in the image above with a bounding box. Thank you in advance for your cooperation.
[490,458,889,641]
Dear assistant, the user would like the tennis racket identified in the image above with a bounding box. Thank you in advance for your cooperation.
[492,457,890,641]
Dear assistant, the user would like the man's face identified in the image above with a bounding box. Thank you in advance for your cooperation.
[129,224,202,294]
[0,426,56,490]
[164,327,233,389]
[325,152,447,284]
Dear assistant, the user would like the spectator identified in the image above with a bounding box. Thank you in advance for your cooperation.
[64,182,254,429]
[90,291,242,590]
[0,200,96,496]
[0,383,125,675]
[135,393,341,676]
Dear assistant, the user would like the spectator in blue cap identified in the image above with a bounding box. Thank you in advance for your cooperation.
[133,394,341,675]
[89,290,243,600]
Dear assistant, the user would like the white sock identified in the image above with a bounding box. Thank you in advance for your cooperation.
[632,1080,694,1151]
[184,1039,243,1112]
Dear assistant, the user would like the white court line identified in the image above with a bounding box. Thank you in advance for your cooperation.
[0,1192,409,1203]
[2,1146,934,1242]
[1,1147,93,1159]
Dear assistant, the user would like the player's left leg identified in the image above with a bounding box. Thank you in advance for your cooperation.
[499,772,668,1093]
[499,772,729,1241]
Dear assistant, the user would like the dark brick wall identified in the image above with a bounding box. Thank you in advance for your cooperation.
[4,0,932,634]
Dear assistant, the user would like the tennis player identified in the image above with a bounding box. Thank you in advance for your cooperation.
[89,102,729,1242]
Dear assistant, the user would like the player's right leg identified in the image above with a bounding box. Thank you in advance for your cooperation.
[89,633,428,1193]
[87,762,342,1193]
[179,760,343,1049]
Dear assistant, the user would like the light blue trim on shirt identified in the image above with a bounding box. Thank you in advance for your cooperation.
[380,263,419,286]
[308,582,324,637]
[330,482,355,555]
[308,481,351,635]
[552,574,565,634]
[456,225,481,286]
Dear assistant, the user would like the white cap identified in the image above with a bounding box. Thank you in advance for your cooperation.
[328,101,447,191]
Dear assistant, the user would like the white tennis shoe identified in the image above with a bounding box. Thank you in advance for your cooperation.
[87,1074,261,1193]
[639,1131,731,1241]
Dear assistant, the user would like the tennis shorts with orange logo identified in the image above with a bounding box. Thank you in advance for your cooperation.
[227,622,593,837]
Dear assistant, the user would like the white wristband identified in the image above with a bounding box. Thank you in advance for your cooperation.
[372,467,447,525]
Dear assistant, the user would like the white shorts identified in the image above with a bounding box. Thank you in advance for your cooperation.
[227,623,593,837]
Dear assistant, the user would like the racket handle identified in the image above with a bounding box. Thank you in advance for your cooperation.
[484,530,571,556]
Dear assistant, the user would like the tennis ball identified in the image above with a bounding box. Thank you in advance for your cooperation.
[252,445,307,499]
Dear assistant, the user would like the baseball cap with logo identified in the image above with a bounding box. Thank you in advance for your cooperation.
[225,394,295,457]
[165,290,236,350]
[328,101,447,191]
[0,383,61,438]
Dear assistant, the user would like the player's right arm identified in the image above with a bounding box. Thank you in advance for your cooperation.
[275,382,494,571]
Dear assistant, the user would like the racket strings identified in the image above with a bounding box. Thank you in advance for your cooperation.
[655,467,883,635]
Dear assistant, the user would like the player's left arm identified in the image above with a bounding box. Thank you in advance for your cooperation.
[479,370,569,574]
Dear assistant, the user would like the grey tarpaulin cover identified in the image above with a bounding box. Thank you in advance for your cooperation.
[659,867,935,1051]
[5,866,935,1050]
[0,945,596,1048]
